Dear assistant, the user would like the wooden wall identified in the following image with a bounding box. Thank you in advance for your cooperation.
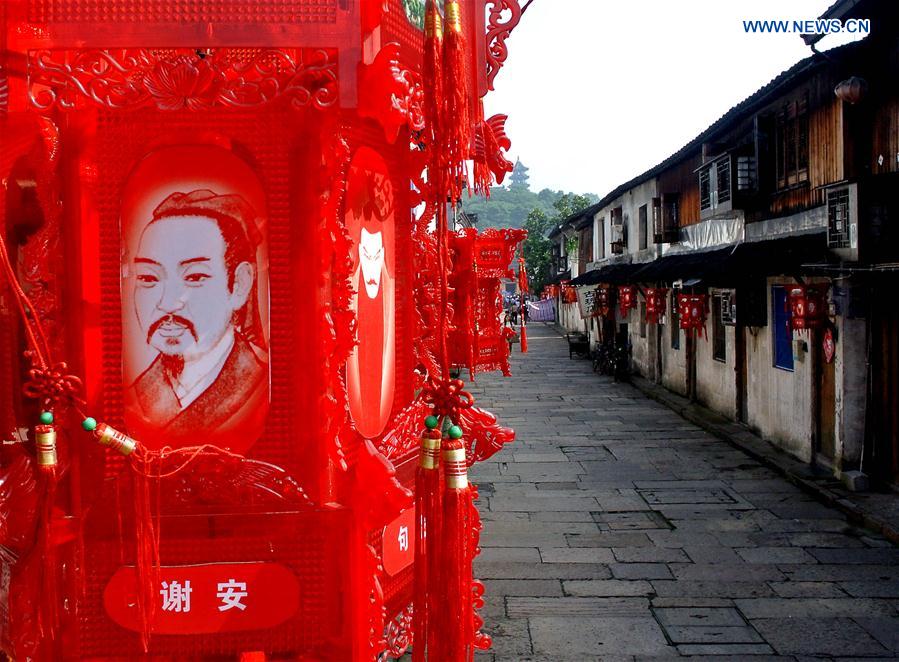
[657,152,701,227]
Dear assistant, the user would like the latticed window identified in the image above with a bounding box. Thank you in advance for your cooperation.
[698,154,732,217]
[653,195,679,244]
[638,205,648,250]
[827,187,850,248]
[776,95,809,189]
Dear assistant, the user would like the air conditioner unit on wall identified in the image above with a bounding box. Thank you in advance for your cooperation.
[826,182,858,262]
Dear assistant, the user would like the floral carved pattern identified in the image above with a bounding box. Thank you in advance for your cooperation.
[485,0,524,92]
[27,48,338,111]
[379,603,414,660]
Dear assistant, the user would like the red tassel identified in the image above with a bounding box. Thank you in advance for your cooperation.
[443,0,471,202]
[413,428,442,661]
[437,435,474,660]
[468,486,491,658]
[34,425,60,642]
[423,0,444,184]
[520,324,528,353]
[131,447,160,653]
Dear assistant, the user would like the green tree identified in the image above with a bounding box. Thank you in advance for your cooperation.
[402,0,425,28]
[521,209,553,293]
[522,193,593,293]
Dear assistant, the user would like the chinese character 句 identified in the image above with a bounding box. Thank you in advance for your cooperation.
[217,579,248,612]
[397,525,409,552]
[160,580,192,613]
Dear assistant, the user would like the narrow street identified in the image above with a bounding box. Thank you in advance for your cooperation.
[469,323,899,661]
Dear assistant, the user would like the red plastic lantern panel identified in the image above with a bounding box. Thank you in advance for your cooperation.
[594,285,615,319]
[677,293,708,335]
[618,285,637,318]
[644,288,669,324]
[787,284,829,331]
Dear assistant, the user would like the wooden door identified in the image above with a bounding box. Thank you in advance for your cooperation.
[871,289,899,485]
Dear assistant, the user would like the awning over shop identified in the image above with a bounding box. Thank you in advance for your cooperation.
[631,233,828,284]
[569,262,647,286]
[545,269,570,285]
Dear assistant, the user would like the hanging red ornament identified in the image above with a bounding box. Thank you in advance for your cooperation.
[413,420,443,661]
[645,287,669,324]
[787,284,828,332]
[678,293,709,337]
[436,426,474,660]
[594,284,615,318]
[618,285,637,318]
[442,0,471,201]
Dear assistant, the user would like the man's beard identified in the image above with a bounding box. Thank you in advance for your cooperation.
[147,314,198,381]
[160,354,186,381]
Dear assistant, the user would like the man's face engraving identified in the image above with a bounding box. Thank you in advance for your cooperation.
[133,215,253,363]
[359,228,385,299]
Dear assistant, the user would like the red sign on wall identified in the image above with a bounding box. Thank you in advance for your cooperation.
[103,563,300,634]
[382,508,415,576]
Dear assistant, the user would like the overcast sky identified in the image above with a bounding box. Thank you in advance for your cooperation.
[482,0,865,197]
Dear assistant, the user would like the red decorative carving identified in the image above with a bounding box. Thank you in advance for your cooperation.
[142,56,224,110]
[28,49,338,111]
[473,113,513,186]
[485,0,524,92]
[381,603,414,660]
[359,43,425,144]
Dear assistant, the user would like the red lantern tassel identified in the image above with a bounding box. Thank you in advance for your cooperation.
[520,324,528,353]
[129,443,160,653]
[423,0,444,160]
[413,428,442,661]
[437,433,474,660]
[443,0,471,202]
[34,424,60,643]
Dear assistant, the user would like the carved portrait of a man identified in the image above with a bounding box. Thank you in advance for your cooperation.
[123,184,269,451]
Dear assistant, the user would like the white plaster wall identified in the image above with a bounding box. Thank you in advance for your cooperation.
[629,307,652,378]
[835,316,866,469]
[621,180,659,261]
[743,279,814,462]
[694,323,737,419]
[660,299,687,395]
[560,302,585,334]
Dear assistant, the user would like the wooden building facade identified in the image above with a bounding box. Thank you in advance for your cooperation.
[561,0,899,486]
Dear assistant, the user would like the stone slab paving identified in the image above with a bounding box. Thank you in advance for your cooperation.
[468,323,899,661]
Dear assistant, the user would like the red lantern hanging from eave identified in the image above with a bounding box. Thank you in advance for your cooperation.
[618,285,637,318]
[594,284,615,319]
[561,281,578,304]
[645,287,668,324]
[678,293,709,337]
[787,284,829,331]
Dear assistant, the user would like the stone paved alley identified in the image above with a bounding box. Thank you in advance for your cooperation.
[468,323,899,661]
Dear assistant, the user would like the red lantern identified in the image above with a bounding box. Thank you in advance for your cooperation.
[561,282,578,304]
[645,287,668,324]
[787,284,828,331]
[449,228,526,378]
[618,285,637,318]
[677,293,709,336]
[594,285,615,319]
